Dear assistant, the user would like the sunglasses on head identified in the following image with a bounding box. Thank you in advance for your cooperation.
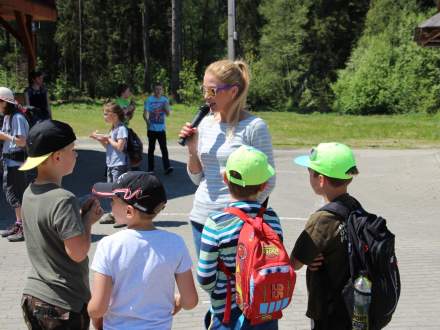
[200,84,237,97]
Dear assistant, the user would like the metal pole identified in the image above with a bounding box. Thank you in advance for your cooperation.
[227,0,236,60]
[79,0,82,91]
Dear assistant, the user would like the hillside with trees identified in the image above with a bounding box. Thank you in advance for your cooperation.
[0,0,439,114]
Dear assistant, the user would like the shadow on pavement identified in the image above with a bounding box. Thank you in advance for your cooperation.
[0,149,196,230]
[155,220,187,228]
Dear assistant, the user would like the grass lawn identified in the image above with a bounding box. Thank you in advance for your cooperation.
[52,101,440,149]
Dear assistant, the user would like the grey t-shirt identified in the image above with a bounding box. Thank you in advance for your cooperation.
[1,113,29,167]
[106,123,128,167]
[22,183,90,312]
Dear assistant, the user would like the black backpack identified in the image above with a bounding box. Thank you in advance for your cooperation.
[320,197,400,330]
[126,127,143,166]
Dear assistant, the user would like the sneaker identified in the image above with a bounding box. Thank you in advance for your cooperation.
[164,167,174,175]
[113,223,127,228]
[0,223,20,238]
[99,213,115,224]
[7,225,24,242]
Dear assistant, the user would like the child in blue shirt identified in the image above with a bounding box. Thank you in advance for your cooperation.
[143,82,173,174]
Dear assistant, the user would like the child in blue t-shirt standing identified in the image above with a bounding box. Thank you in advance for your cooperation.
[90,102,128,227]
[143,82,173,175]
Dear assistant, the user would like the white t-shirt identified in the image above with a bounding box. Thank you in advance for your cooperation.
[91,229,193,330]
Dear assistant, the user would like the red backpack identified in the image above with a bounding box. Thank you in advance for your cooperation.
[218,207,296,326]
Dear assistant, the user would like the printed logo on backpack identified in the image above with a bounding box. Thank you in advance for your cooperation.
[220,207,296,326]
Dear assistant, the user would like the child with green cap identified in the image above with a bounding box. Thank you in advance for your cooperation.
[197,145,282,330]
[290,142,359,330]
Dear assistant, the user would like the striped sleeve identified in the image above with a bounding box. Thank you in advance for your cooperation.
[197,217,219,292]
[247,118,276,203]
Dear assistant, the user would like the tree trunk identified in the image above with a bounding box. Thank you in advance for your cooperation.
[141,0,150,93]
[171,0,182,102]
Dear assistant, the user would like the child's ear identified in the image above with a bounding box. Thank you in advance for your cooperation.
[223,172,229,185]
[258,182,268,192]
[126,205,135,218]
[318,174,326,188]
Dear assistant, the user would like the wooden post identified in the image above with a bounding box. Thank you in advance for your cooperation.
[14,11,36,71]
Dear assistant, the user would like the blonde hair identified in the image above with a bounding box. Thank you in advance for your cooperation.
[103,101,124,125]
[205,59,250,127]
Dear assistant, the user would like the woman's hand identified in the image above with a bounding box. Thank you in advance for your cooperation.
[179,122,198,154]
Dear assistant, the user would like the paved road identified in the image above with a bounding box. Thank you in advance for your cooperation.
[0,141,439,329]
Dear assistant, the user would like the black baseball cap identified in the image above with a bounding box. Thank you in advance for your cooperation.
[19,120,76,171]
[92,171,167,214]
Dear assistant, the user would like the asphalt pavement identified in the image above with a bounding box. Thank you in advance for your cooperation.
[0,140,439,329]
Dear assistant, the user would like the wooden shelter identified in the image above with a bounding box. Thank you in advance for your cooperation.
[0,0,57,70]
[414,2,440,47]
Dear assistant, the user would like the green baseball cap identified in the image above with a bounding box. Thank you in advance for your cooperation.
[294,142,357,179]
[226,146,275,187]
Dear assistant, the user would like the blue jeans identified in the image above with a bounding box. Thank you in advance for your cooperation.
[191,220,204,258]
[209,308,278,330]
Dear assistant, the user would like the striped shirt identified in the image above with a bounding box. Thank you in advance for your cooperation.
[197,201,283,316]
[187,113,276,225]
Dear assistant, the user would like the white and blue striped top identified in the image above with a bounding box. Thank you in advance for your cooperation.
[187,113,276,225]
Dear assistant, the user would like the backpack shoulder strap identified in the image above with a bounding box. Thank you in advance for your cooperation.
[319,202,351,221]
[224,206,266,226]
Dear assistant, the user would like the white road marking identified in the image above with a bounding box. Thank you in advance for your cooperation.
[158,212,307,221]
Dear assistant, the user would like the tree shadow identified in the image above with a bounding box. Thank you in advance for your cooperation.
[0,149,197,230]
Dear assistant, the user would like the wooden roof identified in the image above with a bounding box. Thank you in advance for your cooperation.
[0,1,57,70]
[0,0,56,22]
[414,6,440,47]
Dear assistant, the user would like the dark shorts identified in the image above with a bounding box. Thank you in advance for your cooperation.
[21,294,90,330]
[106,165,128,183]
[3,166,27,208]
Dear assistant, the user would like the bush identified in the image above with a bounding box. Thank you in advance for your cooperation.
[332,1,440,114]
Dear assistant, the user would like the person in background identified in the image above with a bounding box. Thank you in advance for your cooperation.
[90,102,128,228]
[143,82,173,175]
[0,87,29,242]
[24,70,52,123]
[115,83,136,125]
[178,59,276,257]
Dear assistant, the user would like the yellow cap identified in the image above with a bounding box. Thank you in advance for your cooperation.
[19,152,53,171]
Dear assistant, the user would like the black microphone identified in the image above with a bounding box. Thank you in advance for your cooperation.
[178,104,210,146]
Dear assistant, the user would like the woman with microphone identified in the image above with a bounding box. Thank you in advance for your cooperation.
[178,59,276,257]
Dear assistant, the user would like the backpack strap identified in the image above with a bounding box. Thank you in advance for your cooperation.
[217,258,233,325]
[218,206,266,325]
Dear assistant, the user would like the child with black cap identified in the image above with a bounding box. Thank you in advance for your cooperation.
[88,171,198,330]
[19,120,103,329]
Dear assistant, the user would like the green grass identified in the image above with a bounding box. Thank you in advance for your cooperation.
[52,101,440,148]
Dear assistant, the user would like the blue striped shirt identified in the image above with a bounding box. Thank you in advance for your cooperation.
[197,201,283,316]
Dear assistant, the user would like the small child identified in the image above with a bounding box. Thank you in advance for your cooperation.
[90,102,128,226]
[19,120,102,329]
[88,171,198,330]
[143,82,173,174]
[290,142,359,330]
[0,87,29,242]
[197,145,281,330]
[115,83,136,125]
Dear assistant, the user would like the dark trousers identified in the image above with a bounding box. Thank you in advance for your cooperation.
[21,294,90,330]
[147,130,170,171]
[311,304,351,330]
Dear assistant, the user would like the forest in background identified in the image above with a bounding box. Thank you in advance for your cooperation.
[0,0,439,114]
